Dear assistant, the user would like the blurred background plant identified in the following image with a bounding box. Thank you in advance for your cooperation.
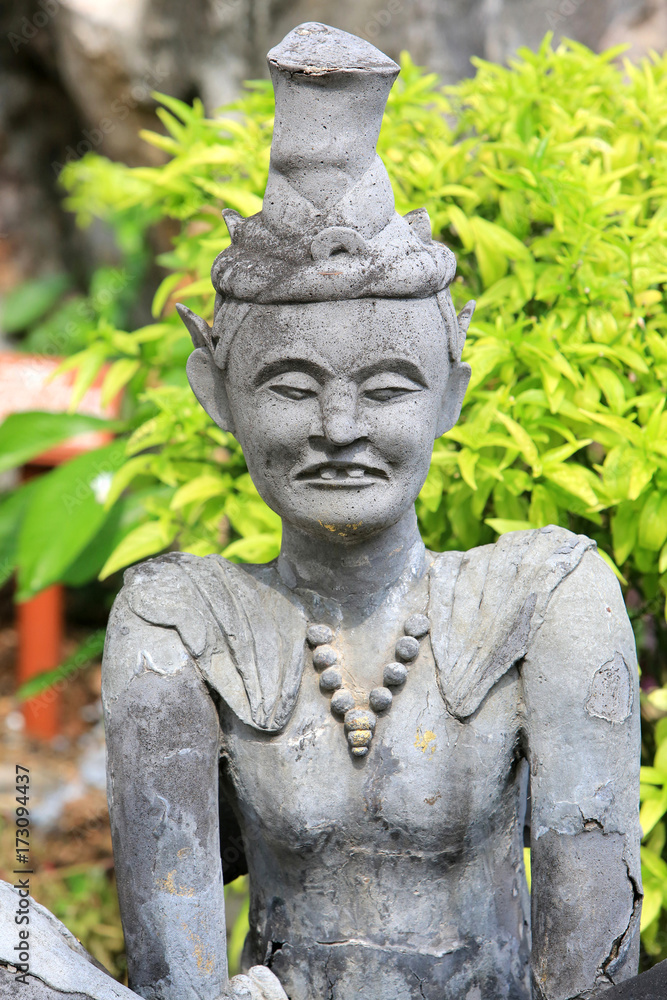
[1,33,667,977]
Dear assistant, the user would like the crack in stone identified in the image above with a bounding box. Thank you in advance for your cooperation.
[597,857,642,984]
[323,950,335,1000]
[410,966,427,1000]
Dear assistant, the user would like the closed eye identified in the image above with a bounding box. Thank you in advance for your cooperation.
[266,372,321,401]
[361,371,424,403]
[364,386,421,402]
[270,385,317,401]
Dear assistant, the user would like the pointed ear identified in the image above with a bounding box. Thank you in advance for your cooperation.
[435,361,471,437]
[186,347,236,435]
[456,300,475,340]
[176,303,214,351]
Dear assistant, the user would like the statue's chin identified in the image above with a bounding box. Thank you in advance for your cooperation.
[287,517,394,545]
[266,490,417,545]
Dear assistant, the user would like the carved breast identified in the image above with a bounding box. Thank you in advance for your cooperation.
[221,643,523,861]
[220,640,530,1000]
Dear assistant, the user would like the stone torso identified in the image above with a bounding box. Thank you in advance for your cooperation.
[109,526,639,1000]
[218,564,531,1000]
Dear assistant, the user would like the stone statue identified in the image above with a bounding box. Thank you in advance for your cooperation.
[0,21,643,1000]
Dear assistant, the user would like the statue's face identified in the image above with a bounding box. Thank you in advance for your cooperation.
[222,297,462,542]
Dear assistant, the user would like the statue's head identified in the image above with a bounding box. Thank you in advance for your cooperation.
[180,23,473,544]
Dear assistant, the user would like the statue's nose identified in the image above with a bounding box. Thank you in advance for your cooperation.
[320,385,363,447]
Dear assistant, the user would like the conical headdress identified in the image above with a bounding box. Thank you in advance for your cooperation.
[179,23,469,368]
[212,22,455,305]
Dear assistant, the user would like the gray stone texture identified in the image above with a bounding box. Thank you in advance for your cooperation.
[604,958,667,998]
[0,878,137,998]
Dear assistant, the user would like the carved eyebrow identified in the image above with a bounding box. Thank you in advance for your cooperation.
[253,358,329,388]
[252,357,428,388]
[355,359,428,388]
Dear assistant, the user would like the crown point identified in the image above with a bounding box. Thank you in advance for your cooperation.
[222,209,244,242]
[268,22,399,77]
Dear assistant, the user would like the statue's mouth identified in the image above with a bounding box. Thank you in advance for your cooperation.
[295,461,388,486]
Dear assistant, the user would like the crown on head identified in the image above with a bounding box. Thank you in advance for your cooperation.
[178,23,469,366]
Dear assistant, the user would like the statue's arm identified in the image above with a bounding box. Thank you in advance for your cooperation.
[521,550,642,1000]
[103,586,289,1000]
[102,590,228,999]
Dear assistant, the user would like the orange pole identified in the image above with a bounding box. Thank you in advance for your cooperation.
[17,585,63,739]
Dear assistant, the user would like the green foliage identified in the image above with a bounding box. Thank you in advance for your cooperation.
[225,875,250,976]
[0,412,113,475]
[42,39,667,605]
[640,709,667,957]
[0,274,71,334]
[1,35,667,962]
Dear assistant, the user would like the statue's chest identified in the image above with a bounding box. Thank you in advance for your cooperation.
[221,642,522,857]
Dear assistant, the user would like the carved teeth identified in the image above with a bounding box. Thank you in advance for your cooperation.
[318,466,366,480]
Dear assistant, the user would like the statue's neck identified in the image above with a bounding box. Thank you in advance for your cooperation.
[277,509,425,606]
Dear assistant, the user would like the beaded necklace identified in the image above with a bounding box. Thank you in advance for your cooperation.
[306,612,430,758]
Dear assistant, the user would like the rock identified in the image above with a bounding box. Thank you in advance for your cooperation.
[599,0,667,63]
[604,958,667,998]
[0,879,137,998]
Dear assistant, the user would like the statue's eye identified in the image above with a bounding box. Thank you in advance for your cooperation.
[267,373,320,400]
[365,386,413,402]
[270,385,316,401]
[362,373,424,403]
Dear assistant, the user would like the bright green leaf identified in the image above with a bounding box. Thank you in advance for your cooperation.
[16,440,126,598]
[171,474,227,510]
[101,359,140,408]
[638,493,667,552]
[0,412,113,475]
[99,520,178,580]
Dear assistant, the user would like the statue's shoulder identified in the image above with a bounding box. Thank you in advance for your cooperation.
[114,551,284,656]
[108,552,306,732]
[428,526,600,720]
[513,529,638,728]
[112,552,217,657]
[103,553,228,701]
[429,524,597,581]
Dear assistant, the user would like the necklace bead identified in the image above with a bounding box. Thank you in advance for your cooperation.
[320,666,342,691]
[404,614,430,639]
[348,729,373,749]
[395,635,420,662]
[344,708,377,733]
[331,688,355,715]
[307,624,334,646]
[383,661,408,686]
[308,603,429,758]
[312,644,338,669]
[369,686,392,712]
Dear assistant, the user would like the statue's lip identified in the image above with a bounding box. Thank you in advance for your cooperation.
[295,461,389,484]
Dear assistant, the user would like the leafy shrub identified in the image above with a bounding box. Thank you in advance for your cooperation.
[1,34,667,963]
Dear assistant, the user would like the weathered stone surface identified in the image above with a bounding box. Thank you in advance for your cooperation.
[604,958,667,998]
[0,8,650,1000]
[0,879,136,999]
